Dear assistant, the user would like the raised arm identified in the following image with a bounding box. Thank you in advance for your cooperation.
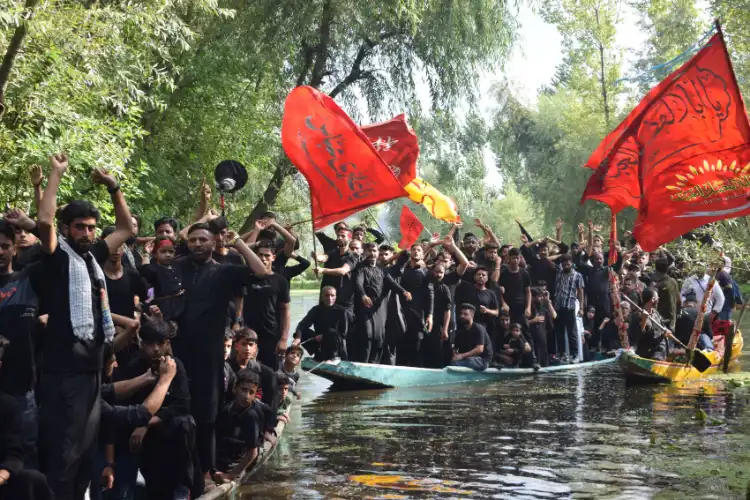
[92,168,136,255]
[444,235,469,276]
[38,153,68,254]
[587,220,594,256]
[366,227,385,245]
[555,218,563,243]
[30,164,45,214]
[475,218,501,247]
[193,178,211,222]
[268,221,297,257]
[231,239,270,278]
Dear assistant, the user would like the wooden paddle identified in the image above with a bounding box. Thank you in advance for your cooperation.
[620,294,713,372]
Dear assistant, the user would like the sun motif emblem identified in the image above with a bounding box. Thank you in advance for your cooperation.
[666,159,750,192]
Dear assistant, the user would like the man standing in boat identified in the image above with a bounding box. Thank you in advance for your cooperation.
[352,243,411,364]
[393,244,434,367]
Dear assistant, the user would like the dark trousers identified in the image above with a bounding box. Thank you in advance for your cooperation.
[37,372,101,500]
[140,417,197,500]
[14,391,38,470]
[554,307,579,358]
[396,313,424,367]
[0,469,53,500]
[257,337,280,370]
[195,422,216,475]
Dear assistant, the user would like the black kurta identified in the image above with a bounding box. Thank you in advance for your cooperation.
[170,257,252,424]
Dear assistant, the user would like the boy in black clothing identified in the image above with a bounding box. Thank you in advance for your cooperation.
[493,323,534,368]
[228,328,279,415]
[499,248,532,326]
[223,329,236,406]
[214,370,264,484]
[119,314,195,500]
[294,286,349,361]
[275,372,293,424]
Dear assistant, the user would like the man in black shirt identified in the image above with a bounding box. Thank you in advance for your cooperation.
[451,304,492,371]
[209,217,245,265]
[499,248,532,327]
[454,266,500,336]
[579,251,612,337]
[0,220,17,287]
[243,242,291,368]
[293,287,349,360]
[169,222,267,487]
[352,243,410,363]
[31,155,136,500]
[314,227,359,315]
[394,244,433,367]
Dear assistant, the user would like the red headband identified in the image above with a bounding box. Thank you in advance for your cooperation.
[155,239,174,251]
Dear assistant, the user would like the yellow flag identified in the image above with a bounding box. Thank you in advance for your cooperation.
[404,177,460,223]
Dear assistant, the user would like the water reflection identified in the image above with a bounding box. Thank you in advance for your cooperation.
[236,293,750,499]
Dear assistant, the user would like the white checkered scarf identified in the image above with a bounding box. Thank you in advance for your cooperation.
[58,236,116,343]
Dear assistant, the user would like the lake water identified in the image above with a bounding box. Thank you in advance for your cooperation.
[238,291,750,499]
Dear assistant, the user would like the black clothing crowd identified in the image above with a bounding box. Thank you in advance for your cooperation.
[0,155,742,500]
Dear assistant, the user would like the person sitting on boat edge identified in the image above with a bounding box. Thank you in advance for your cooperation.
[293,286,349,361]
[214,369,263,484]
[451,303,493,371]
[492,322,534,368]
[275,372,293,424]
[279,345,302,400]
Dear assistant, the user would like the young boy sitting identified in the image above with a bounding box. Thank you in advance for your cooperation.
[493,323,534,368]
[279,345,302,400]
[214,369,264,483]
[275,372,293,424]
[116,313,194,500]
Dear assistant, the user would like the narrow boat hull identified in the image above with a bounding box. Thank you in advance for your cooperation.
[302,356,617,389]
[618,331,744,383]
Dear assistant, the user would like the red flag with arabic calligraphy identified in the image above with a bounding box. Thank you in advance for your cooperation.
[361,114,419,186]
[581,32,750,217]
[281,86,407,230]
[399,205,424,249]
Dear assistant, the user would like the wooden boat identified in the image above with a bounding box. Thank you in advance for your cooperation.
[618,331,744,383]
[301,356,617,390]
[196,404,291,500]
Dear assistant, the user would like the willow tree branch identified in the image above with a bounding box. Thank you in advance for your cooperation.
[0,0,39,120]
[328,41,374,99]
[309,0,333,89]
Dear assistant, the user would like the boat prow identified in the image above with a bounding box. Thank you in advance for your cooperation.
[618,331,744,383]
[302,356,617,390]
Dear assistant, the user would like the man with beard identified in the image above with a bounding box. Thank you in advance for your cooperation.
[522,240,558,298]
[393,244,433,366]
[451,304,493,371]
[422,262,453,368]
[461,233,480,262]
[454,266,499,335]
[243,242,291,368]
[293,286,349,360]
[553,254,585,362]
[352,243,411,363]
[169,223,268,491]
[31,154,136,500]
[313,227,358,318]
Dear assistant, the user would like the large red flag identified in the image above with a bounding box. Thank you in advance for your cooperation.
[399,205,424,249]
[361,114,419,186]
[281,86,407,230]
[581,32,750,214]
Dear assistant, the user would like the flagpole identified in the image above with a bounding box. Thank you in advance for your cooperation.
[366,208,393,246]
[309,189,320,279]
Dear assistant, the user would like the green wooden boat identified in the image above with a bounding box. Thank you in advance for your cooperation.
[195,404,291,500]
[301,356,617,390]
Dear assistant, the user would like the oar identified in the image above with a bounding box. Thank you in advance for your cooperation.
[723,299,748,373]
[620,294,713,372]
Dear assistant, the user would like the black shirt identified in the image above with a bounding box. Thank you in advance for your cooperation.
[29,240,110,374]
[170,257,253,423]
[0,393,23,475]
[216,400,265,471]
[0,270,36,396]
[13,243,42,272]
[454,322,492,360]
[454,281,499,332]
[498,268,531,310]
[321,249,358,309]
[214,249,245,265]
[243,273,290,339]
[105,266,147,318]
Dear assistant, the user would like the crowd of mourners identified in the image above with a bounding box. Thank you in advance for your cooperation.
[0,154,742,500]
